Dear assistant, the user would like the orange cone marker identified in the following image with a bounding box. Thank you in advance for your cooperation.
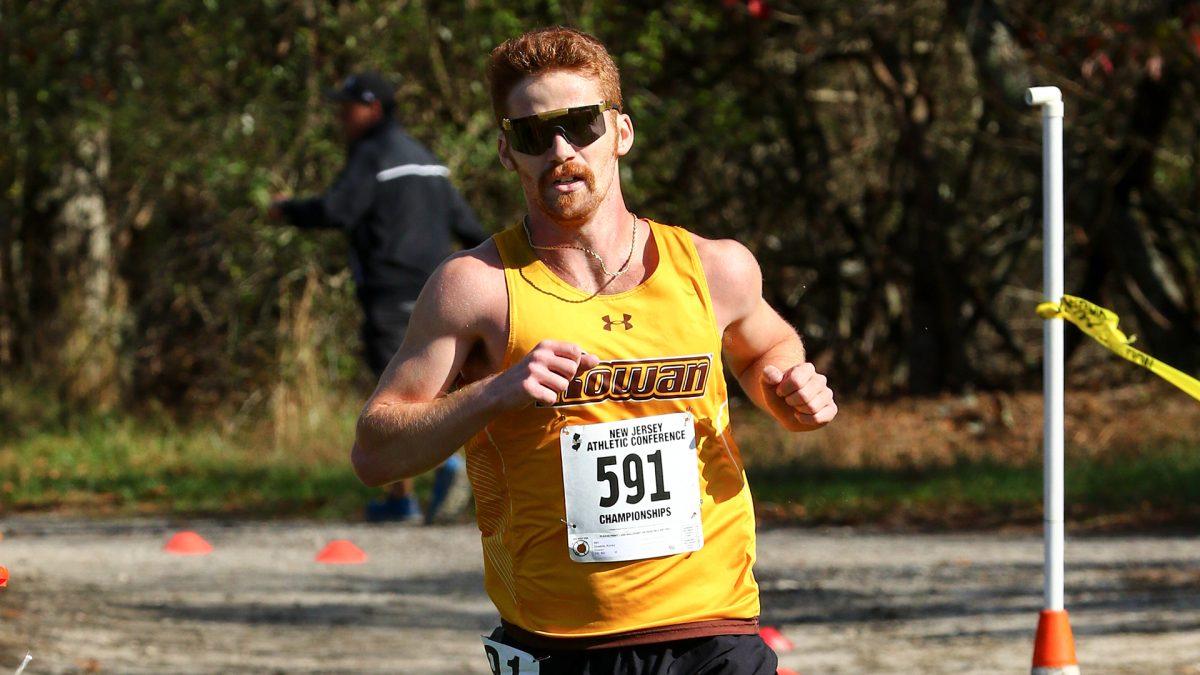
[164,531,213,555]
[760,626,794,652]
[1031,609,1079,675]
[777,669,800,675]
[0,565,8,588]
[316,539,367,564]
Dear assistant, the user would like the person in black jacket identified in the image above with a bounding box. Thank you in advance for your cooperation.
[269,72,485,523]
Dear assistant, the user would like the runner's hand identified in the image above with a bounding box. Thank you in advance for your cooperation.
[491,340,600,410]
[761,363,837,430]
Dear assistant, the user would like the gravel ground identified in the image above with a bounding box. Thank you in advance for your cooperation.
[1,517,1198,674]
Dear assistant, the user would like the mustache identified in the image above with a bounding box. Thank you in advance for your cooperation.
[539,162,595,188]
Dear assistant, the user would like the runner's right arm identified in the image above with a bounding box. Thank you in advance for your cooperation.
[351,247,598,486]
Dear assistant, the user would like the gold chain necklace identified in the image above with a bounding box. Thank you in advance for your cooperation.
[522,213,639,279]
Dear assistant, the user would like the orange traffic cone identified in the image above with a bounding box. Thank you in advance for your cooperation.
[164,531,213,555]
[777,669,800,675]
[1031,609,1079,674]
[315,539,367,564]
[0,565,9,588]
[760,625,794,652]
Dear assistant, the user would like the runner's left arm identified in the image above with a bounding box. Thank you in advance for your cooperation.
[696,237,837,432]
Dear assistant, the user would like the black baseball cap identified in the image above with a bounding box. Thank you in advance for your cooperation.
[325,72,395,107]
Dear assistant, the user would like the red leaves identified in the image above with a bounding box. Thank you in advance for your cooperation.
[722,0,770,20]
[1081,50,1115,79]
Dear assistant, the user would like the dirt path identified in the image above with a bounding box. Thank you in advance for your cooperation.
[1,518,1198,673]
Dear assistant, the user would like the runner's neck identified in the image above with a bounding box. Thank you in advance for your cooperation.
[525,206,648,294]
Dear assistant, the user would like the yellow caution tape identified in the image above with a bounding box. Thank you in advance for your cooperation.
[1037,294,1200,403]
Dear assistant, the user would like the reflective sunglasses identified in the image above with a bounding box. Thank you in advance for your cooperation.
[501,102,619,155]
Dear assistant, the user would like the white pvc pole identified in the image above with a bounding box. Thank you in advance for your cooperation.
[1026,85,1065,612]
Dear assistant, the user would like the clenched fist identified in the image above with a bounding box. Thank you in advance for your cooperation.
[761,362,837,431]
[490,340,600,409]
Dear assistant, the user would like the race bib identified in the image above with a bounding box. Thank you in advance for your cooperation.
[559,412,703,563]
[481,636,541,674]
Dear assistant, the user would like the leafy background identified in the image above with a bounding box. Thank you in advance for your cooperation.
[2,1,1199,521]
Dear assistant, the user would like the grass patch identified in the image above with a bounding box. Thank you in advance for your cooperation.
[749,444,1200,529]
[1,415,375,518]
[751,460,1039,526]
[0,391,431,519]
[3,382,1200,528]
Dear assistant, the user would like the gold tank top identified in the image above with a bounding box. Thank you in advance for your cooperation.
[465,218,760,638]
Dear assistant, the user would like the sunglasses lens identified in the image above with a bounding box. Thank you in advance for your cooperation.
[558,108,607,147]
[506,105,608,155]
[507,118,551,155]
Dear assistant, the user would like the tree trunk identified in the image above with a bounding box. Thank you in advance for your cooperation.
[54,127,125,408]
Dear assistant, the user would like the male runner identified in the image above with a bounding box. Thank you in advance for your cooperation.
[352,27,836,674]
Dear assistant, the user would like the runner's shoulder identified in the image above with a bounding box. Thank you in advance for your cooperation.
[687,232,762,297]
[417,237,507,330]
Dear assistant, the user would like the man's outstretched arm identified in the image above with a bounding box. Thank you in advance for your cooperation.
[271,147,377,230]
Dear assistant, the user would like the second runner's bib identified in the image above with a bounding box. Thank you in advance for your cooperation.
[559,411,703,563]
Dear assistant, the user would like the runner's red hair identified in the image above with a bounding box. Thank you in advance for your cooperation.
[487,26,623,122]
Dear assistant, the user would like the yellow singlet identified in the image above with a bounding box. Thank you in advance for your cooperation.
[465,218,760,638]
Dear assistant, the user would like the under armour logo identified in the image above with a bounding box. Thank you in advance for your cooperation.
[602,314,633,331]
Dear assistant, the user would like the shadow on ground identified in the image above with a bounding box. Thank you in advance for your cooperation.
[119,570,495,631]
[759,557,1200,640]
